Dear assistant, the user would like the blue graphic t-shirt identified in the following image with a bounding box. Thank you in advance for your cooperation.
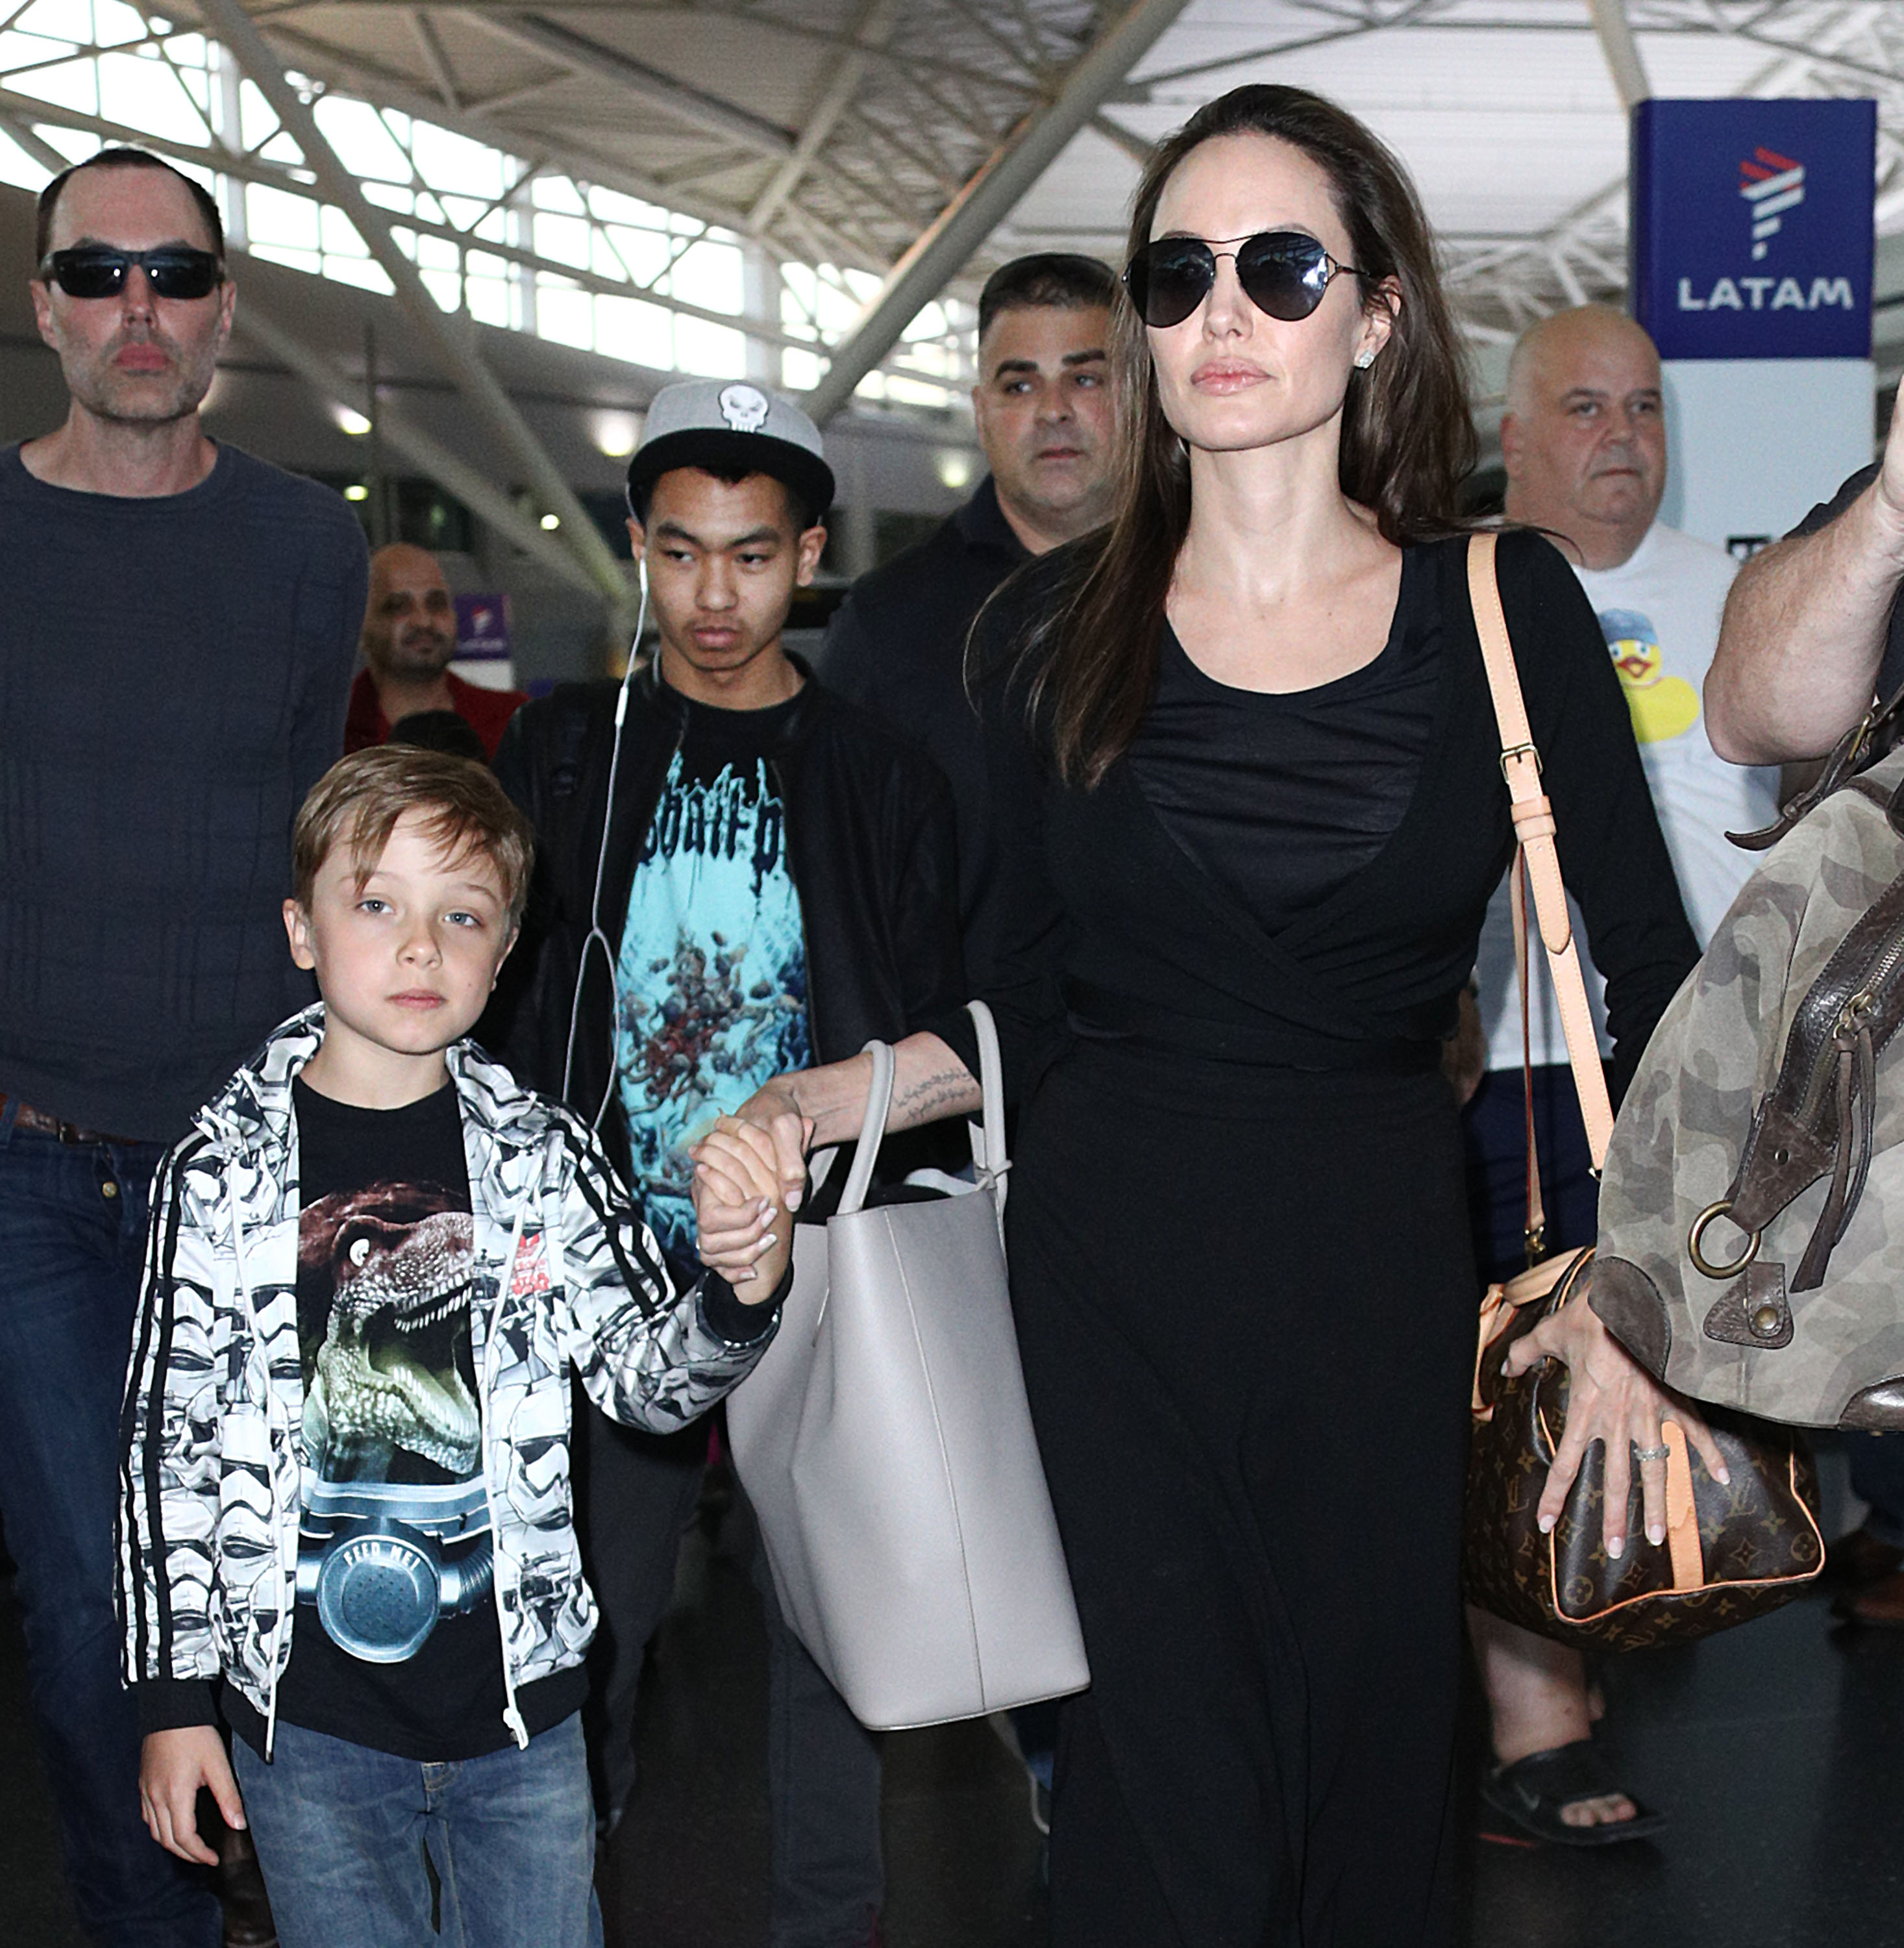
[615,694,811,1274]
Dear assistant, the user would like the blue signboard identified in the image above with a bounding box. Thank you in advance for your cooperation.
[1631,97,1874,360]
[454,592,510,662]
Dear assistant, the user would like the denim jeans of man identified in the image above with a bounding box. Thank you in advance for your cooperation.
[231,1712,604,1948]
[0,1112,219,1947]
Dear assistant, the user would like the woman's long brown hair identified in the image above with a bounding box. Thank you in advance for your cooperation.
[1024,84,1477,788]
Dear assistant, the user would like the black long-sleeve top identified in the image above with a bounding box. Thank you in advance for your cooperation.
[0,443,365,1140]
[930,528,1699,1106]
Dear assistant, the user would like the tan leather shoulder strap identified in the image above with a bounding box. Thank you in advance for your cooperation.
[1466,531,1616,1171]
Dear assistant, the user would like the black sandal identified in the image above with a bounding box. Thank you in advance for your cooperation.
[1479,1738,1666,1848]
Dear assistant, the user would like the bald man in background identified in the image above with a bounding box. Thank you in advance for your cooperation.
[346,542,526,758]
[1466,305,1777,1845]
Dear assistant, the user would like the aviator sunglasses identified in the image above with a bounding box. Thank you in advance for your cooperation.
[1124,231,1365,330]
[38,245,226,302]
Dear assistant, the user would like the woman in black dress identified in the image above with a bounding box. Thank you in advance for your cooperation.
[709,84,1715,1947]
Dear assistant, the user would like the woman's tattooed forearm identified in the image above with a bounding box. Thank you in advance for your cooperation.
[895,1065,980,1125]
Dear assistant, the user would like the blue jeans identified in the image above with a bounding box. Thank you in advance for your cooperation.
[0,1112,219,1947]
[232,1712,603,1948]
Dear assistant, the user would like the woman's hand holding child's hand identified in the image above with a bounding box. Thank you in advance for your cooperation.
[690,1114,810,1302]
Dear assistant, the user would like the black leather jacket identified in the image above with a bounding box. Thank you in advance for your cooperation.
[488,658,966,1184]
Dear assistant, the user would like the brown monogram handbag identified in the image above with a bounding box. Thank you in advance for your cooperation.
[1459,533,1823,1650]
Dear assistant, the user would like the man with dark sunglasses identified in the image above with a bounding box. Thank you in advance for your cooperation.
[1,146,366,1947]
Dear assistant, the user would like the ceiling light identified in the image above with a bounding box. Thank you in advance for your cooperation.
[594,412,641,459]
[334,405,371,437]
[343,483,368,502]
[540,512,561,531]
[936,451,974,491]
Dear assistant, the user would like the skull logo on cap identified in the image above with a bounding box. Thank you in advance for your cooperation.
[718,383,772,434]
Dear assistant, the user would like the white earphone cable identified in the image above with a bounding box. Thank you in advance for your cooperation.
[559,555,646,1129]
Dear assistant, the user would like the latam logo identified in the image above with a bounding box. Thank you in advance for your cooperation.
[1740,146,1805,260]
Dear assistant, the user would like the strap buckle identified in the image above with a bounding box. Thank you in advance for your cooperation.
[1499,741,1543,785]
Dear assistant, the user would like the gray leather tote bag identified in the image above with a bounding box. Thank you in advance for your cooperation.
[726,1001,1090,1730]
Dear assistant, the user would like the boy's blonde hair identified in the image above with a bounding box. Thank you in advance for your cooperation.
[292,746,534,930]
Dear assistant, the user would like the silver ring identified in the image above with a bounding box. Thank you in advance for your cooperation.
[1631,1442,1671,1464]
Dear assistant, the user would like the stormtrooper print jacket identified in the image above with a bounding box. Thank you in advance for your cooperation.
[117,1005,778,1754]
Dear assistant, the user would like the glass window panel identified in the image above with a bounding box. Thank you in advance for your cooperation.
[257,129,303,166]
[169,32,207,65]
[411,120,504,199]
[312,94,410,182]
[319,203,369,256]
[237,77,276,149]
[538,281,595,351]
[604,225,670,284]
[533,212,590,270]
[417,264,460,311]
[595,293,673,369]
[587,186,668,230]
[465,270,511,328]
[782,347,822,393]
[667,238,741,312]
[246,181,321,251]
[414,231,460,271]
[674,316,746,379]
[92,0,147,44]
[362,179,415,216]
[440,194,487,231]
[0,125,58,192]
[473,208,507,244]
[249,240,321,278]
[532,174,586,216]
[327,254,396,295]
[11,56,100,114]
[11,1,89,38]
[96,50,207,144]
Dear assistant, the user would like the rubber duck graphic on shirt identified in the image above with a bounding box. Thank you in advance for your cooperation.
[1600,606,1701,744]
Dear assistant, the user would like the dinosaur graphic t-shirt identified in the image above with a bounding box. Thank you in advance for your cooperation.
[274,1077,583,1760]
[615,694,813,1277]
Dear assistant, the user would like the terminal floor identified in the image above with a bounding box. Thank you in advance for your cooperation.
[3,1540,1901,1948]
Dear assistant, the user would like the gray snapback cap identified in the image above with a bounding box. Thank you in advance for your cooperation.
[625,379,834,521]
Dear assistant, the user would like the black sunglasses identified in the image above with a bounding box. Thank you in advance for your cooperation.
[38,245,225,302]
[1124,231,1364,330]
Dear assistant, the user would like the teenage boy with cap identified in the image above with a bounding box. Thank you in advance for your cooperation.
[491,379,964,1946]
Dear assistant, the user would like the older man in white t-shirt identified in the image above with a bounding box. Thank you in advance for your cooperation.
[1466,305,1779,1848]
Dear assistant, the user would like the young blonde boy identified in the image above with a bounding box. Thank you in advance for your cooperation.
[117,746,787,1948]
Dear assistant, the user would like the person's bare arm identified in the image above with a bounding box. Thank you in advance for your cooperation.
[716,1034,982,1208]
[1706,396,1904,764]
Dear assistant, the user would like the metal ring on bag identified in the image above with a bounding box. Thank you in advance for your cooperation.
[1688,1199,1761,1280]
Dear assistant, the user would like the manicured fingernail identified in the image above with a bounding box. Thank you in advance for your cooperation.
[757,1234,777,1253]
[786,1190,802,1210]
[1538,1514,1555,1534]
[1649,1524,1666,1546]
[1607,1535,1624,1558]
[1716,1466,1731,1484]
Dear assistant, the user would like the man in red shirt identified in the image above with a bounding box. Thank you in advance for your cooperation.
[346,542,527,758]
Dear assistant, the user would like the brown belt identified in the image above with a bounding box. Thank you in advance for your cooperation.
[0,1092,140,1146]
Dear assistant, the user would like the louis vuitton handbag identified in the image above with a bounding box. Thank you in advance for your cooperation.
[1459,532,1822,1649]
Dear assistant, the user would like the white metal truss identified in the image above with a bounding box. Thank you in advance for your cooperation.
[6,1,1904,410]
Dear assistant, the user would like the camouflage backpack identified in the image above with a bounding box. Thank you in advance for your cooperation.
[1596,735,1904,1428]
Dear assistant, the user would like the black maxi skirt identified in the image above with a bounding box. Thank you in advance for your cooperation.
[1008,1037,1477,1948]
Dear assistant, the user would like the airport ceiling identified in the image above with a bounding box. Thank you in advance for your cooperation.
[145,0,1904,344]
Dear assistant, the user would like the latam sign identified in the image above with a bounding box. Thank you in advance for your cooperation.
[1631,98,1874,360]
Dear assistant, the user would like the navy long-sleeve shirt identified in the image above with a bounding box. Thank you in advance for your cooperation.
[0,442,366,1140]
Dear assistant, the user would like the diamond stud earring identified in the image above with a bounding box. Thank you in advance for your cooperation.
[1354,349,1376,369]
